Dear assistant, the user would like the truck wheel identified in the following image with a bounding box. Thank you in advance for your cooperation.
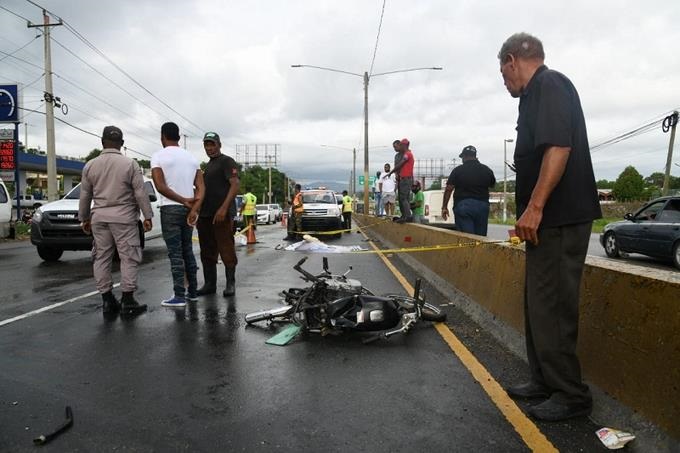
[37,246,63,262]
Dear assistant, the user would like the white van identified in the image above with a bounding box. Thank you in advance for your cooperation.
[0,179,11,237]
[421,189,454,225]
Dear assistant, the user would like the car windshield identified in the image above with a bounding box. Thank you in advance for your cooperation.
[256,204,269,210]
[303,192,336,204]
[64,185,81,199]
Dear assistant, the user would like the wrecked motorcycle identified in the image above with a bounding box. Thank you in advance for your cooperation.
[245,257,446,343]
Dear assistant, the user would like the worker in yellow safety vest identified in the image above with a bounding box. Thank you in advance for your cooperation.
[341,190,353,232]
[240,190,257,231]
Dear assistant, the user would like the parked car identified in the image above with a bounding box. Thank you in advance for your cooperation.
[30,177,162,262]
[256,204,274,224]
[0,179,11,237]
[12,193,44,209]
[287,189,343,239]
[600,196,680,269]
[268,203,282,222]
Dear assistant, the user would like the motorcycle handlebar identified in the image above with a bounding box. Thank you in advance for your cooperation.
[293,256,319,282]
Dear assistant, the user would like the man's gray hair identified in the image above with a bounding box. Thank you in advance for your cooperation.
[498,32,545,63]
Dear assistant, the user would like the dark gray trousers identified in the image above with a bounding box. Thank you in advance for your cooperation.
[524,221,592,405]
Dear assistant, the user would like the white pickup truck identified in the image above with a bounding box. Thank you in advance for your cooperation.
[30,177,162,261]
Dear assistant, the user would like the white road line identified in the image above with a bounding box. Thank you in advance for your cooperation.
[0,283,120,327]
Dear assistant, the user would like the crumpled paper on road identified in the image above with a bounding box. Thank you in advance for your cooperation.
[596,427,635,449]
[284,235,367,253]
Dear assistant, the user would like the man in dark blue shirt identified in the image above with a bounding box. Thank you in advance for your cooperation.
[498,32,602,422]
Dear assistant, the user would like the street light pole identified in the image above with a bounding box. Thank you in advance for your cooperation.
[292,64,442,215]
[503,138,514,223]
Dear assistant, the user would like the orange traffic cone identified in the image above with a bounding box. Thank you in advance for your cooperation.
[246,224,257,244]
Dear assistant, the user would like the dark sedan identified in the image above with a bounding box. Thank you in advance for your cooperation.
[600,196,680,269]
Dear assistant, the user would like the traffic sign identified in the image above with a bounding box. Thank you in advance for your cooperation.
[0,84,19,123]
[358,175,376,185]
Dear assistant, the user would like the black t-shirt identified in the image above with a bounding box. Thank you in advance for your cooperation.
[200,154,239,218]
[446,159,496,205]
[514,65,602,227]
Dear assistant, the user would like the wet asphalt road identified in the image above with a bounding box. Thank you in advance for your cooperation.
[0,224,607,452]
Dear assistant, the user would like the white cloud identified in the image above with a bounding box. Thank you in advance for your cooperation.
[1,0,679,185]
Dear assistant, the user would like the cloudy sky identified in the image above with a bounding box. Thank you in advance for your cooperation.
[1,0,679,186]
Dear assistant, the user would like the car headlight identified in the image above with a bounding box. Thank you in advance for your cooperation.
[329,207,340,216]
[32,209,43,223]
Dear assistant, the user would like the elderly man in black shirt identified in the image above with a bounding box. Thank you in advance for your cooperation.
[441,145,496,236]
[498,33,602,422]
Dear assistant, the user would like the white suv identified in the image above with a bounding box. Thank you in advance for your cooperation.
[287,189,343,239]
[30,177,162,261]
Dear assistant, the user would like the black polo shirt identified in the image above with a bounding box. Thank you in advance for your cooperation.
[446,159,496,205]
[514,65,602,227]
[200,154,239,218]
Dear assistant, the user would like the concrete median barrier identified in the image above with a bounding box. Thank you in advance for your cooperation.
[357,214,680,441]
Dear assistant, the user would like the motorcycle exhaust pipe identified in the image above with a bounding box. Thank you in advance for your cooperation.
[245,306,294,324]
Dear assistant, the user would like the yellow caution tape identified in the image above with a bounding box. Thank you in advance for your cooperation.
[349,237,523,254]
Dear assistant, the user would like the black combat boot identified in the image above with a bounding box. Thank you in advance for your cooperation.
[223,266,236,297]
[120,291,147,316]
[101,290,120,314]
[197,261,217,296]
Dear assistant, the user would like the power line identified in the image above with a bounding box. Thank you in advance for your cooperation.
[0,35,40,63]
[368,0,387,77]
[22,0,205,137]
[10,105,150,158]
[0,47,43,71]
[0,5,32,23]
[60,22,205,135]
[50,36,185,130]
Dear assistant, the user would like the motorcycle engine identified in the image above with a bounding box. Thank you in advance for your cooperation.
[323,278,363,302]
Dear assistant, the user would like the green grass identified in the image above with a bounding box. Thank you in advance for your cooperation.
[592,218,618,234]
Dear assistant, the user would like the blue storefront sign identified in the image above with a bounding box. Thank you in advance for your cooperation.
[0,84,19,123]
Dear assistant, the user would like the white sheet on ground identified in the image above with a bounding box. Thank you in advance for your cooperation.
[284,235,367,253]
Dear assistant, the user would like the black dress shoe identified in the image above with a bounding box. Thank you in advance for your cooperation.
[507,382,551,399]
[528,398,592,421]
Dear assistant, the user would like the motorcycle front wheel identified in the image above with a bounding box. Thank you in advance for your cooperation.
[384,295,447,322]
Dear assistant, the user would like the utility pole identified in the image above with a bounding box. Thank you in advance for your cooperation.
[182,134,188,150]
[662,111,678,196]
[28,11,62,201]
[267,155,273,203]
[363,72,369,214]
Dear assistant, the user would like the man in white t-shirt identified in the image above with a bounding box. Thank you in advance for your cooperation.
[151,122,205,308]
[379,163,397,217]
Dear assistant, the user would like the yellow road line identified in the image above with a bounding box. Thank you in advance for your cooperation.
[358,221,557,453]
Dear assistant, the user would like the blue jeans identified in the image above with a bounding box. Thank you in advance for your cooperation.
[453,198,490,236]
[375,192,383,216]
[161,205,198,298]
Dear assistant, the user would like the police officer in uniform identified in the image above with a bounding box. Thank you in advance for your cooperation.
[79,126,153,317]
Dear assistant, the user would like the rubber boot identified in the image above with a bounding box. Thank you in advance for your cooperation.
[223,266,236,297]
[101,290,120,314]
[120,291,147,316]
[197,261,217,296]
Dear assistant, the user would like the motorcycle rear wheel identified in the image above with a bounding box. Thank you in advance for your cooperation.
[384,295,447,322]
